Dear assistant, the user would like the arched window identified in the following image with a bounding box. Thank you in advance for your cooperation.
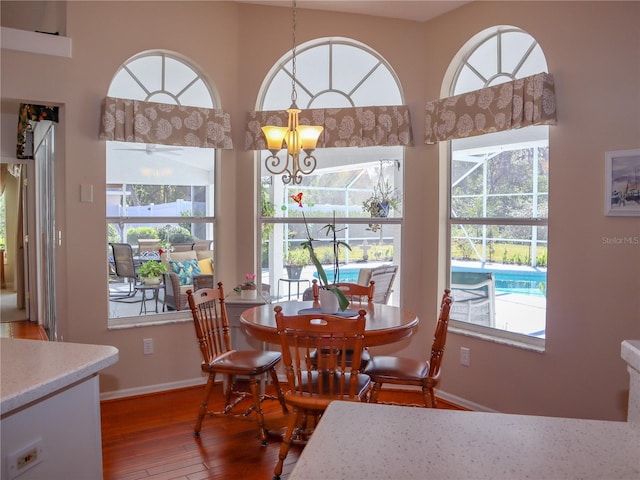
[259,38,405,305]
[106,51,217,321]
[448,27,549,346]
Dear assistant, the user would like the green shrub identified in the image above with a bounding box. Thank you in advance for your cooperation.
[126,227,159,245]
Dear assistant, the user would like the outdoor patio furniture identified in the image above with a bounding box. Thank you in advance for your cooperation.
[450,271,495,327]
[161,250,214,311]
[109,243,141,299]
[358,264,398,304]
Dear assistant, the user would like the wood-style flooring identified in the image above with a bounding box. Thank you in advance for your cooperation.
[101,384,466,480]
[0,319,48,340]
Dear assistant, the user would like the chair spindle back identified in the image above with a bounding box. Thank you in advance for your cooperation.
[428,289,453,379]
[275,306,367,400]
[187,284,231,364]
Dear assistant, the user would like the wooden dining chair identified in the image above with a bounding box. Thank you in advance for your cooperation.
[186,284,287,445]
[272,305,371,480]
[335,280,375,303]
[308,280,375,370]
[303,279,375,303]
[365,289,453,408]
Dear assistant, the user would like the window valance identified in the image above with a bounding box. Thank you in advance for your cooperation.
[99,96,233,149]
[424,72,556,144]
[17,103,59,159]
[245,105,413,150]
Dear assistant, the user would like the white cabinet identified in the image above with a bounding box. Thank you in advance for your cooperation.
[0,338,118,480]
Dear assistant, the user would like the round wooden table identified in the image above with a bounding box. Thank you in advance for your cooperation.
[240,300,419,347]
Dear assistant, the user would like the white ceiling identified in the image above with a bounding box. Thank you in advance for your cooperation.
[234,0,472,22]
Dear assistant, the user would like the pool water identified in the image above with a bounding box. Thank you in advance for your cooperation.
[315,265,548,297]
[453,265,547,297]
[312,267,362,284]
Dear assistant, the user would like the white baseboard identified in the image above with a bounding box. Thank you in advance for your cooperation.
[100,377,207,401]
[100,376,494,413]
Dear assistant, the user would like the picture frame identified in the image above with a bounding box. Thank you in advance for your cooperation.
[604,149,640,216]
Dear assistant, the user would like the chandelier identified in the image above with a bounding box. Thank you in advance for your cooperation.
[261,0,323,185]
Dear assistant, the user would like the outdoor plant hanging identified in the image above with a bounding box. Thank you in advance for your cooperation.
[362,159,402,232]
[290,192,351,311]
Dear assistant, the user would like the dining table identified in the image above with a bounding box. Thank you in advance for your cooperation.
[239,300,419,347]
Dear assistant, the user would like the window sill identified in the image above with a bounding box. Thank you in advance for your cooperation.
[449,322,545,353]
[108,311,192,330]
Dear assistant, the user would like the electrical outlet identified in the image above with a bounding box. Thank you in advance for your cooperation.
[7,438,44,480]
[143,338,154,355]
[460,347,471,366]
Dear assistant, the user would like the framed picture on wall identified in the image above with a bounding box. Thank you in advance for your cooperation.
[605,149,640,216]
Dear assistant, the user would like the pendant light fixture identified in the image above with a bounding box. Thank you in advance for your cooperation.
[261,0,323,185]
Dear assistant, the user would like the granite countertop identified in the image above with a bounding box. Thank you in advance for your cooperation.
[291,340,640,480]
[291,402,640,480]
[1,338,119,415]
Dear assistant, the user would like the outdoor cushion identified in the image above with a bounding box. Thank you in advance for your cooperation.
[169,258,202,286]
[196,250,214,261]
[198,258,214,274]
[160,250,197,271]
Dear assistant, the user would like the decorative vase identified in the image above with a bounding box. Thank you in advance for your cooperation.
[319,289,339,314]
[241,287,257,300]
[142,276,161,286]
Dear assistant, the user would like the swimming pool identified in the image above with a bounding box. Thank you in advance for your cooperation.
[452,265,547,297]
[312,267,365,284]
[313,264,547,297]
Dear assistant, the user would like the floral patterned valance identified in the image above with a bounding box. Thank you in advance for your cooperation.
[17,103,59,159]
[99,96,233,149]
[424,72,557,144]
[245,105,413,150]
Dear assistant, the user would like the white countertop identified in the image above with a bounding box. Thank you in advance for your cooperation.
[291,402,640,480]
[1,338,119,415]
[291,340,640,480]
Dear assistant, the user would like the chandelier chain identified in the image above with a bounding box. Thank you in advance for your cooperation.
[291,0,297,105]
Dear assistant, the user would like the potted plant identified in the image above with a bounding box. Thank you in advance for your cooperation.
[290,193,351,312]
[137,260,167,285]
[362,177,402,219]
[285,249,309,279]
[234,273,257,300]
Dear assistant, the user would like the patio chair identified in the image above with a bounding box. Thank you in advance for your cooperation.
[109,243,141,299]
[450,271,495,327]
[357,264,398,304]
[161,250,214,311]
[365,289,453,407]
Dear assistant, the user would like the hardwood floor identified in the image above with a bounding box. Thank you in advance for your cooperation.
[0,319,48,340]
[101,384,466,480]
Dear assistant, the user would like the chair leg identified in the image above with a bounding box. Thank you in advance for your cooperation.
[423,386,437,408]
[273,408,302,480]
[194,373,216,436]
[368,382,382,403]
[223,374,234,410]
[268,367,288,414]
[248,376,269,446]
